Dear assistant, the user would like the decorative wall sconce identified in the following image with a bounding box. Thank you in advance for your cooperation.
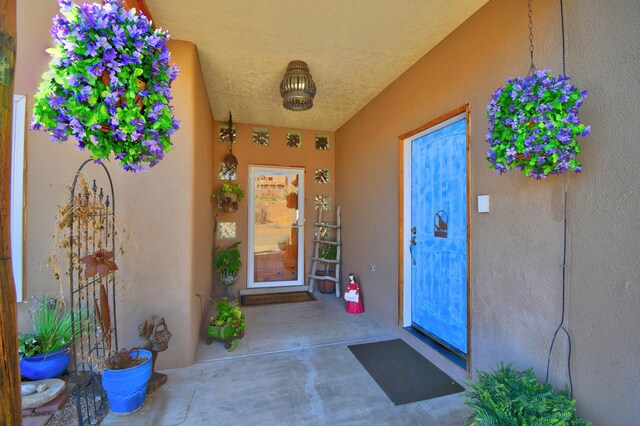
[223,112,238,173]
[280,60,316,111]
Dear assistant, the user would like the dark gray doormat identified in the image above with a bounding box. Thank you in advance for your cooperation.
[348,339,464,405]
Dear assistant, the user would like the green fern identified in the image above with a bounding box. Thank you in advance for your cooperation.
[464,363,590,426]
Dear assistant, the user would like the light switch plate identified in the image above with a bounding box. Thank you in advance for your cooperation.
[478,195,490,213]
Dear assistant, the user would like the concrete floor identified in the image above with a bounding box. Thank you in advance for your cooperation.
[102,292,471,425]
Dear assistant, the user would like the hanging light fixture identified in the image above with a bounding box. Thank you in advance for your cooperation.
[224,111,238,172]
[280,60,316,111]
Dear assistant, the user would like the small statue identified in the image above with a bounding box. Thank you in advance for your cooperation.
[138,315,172,394]
[344,273,364,314]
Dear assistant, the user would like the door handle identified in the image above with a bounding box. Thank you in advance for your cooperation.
[409,233,418,265]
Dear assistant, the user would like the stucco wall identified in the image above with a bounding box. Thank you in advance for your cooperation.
[190,46,216,357]
[211,123,336,296]
[565,1,640,424]
[15,1,214,369]
[335,0,639,424]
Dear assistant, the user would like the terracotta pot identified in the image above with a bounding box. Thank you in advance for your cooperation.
[316,270,336,294]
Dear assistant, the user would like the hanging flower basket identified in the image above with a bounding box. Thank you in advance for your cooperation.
[31,0,180,172]
[486,70,590,179]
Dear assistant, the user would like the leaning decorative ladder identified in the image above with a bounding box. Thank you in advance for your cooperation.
[308,205,341,297]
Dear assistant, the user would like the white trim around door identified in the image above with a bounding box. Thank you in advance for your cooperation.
[248,165,305,288]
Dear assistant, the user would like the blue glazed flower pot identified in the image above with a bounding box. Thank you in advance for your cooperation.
[102,349,152,415]
[19,348,70,380]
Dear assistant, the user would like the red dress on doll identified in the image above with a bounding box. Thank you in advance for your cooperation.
[344,273,364,314]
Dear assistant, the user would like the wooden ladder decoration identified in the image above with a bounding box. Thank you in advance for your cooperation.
[308,205,341,297]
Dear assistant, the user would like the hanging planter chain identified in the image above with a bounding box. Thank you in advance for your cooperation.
[528,0,537,75]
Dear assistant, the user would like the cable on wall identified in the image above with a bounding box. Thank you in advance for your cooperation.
[544,0,574,398]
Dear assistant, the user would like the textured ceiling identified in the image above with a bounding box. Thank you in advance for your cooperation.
[146,0,489,131]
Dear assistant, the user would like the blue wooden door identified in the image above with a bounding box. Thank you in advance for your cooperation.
[411,117,468,355]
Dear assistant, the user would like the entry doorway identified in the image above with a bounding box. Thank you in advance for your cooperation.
[248,166,305,288]
[399,106,471,369]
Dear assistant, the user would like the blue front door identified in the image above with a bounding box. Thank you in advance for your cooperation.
[411,117,468,355]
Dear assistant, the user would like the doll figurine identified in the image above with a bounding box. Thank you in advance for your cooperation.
[344,273,364,314]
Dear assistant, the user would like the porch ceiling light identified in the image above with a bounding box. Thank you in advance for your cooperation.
[280,60,316,111]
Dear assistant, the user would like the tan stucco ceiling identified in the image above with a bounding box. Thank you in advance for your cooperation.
[146,0,489,131]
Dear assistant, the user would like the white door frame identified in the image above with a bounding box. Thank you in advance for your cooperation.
[398,105,471,373]
[247,165,305,288]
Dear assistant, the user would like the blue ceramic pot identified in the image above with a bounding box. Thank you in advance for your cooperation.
[102,349,152,415]
[19,347,70,380]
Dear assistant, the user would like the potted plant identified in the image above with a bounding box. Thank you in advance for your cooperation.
[77,249,152,415]
[19,295,88,380]
[213,241,241,299]
[213,183,244,213]
[206,298,245,351]
[31,0,180,172]
[92,283,153,415]
[101,348,153,414]
[486,70,590,179]
[464,363,590,425]
[317,244,337,294]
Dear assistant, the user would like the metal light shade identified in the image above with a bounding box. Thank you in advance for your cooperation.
[280,60,316,111]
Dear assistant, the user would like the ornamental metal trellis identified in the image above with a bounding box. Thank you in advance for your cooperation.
[67,159,119,425]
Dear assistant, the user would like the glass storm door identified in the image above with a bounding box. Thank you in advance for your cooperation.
[248,166,305,288]
[410,116,468,356]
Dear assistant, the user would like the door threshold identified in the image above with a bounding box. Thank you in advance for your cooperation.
[403,326,466,370]
[239,285,310,296]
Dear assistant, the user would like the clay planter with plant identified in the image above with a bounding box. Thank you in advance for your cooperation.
[213,241,241,299]
[18,295,89,380]
[213,183,245,213]
[206,298,245,351]
[317,244,337,294]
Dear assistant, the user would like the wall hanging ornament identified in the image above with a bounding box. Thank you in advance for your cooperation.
[31,0,180,172]
[224,112,238,172]
[485,0,590,179]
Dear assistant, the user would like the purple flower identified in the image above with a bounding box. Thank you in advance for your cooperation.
[77,85,92,102]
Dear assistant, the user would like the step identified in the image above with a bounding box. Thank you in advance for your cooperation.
[313,239,340,245]
[311,257,340,264]
[309,274,338,282]
[314,223,340,228]
[239,285,310,296]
